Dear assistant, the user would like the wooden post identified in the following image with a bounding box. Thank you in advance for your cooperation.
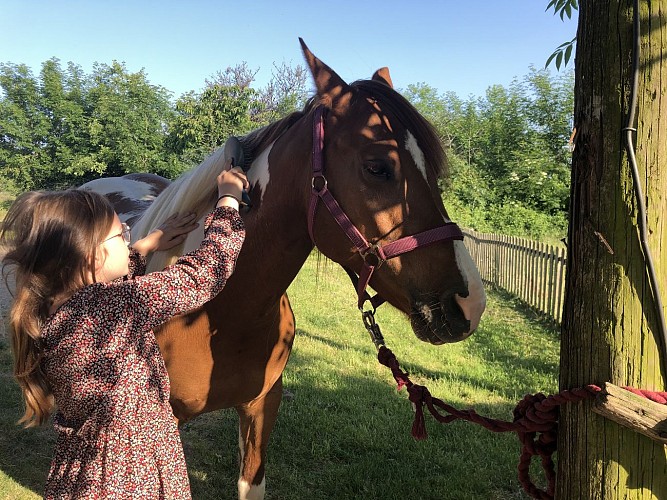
[557,1,667,497]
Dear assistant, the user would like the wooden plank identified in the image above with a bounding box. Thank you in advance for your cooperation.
[530,240,538,308]
[547,245,556,319]
[593,382,667,445]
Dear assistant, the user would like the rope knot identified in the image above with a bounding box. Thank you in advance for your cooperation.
[407,384,428,440]
[378,346,411,391]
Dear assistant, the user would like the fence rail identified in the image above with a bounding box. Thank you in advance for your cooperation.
[462,229,567,324]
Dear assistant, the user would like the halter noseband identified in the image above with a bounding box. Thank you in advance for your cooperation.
[307,105,464,311]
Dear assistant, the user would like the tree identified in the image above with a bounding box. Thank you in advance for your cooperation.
[0,62,51,189]
[38,59,99,183]
[0,59,180,189]
[166,84,256,166]
[404,73,573,238]
[253,61,309,125]
[205,61,259,90]
[557,1,667,497]
[166,61,308,166]
[86,61,178,179]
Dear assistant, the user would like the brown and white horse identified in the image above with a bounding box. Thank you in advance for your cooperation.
[82,40,485,499]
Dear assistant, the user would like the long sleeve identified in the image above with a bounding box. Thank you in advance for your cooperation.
[127,249,146,278]
[120,206,244,331]
[40,209,244,499]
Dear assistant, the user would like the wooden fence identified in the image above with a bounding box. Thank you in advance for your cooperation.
[462,229,567,324]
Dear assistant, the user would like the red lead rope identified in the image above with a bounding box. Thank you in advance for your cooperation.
[376,346,667,499]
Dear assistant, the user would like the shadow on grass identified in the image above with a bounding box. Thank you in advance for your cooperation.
[182,331,539,500]
[0,342,55,498]
[487,286,562,334]
[0,326,541,500]
[298,294,560,404]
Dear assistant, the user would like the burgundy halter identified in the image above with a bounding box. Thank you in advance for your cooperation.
[307,105,464,312]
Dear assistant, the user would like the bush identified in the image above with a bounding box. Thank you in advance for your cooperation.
[445,194,567,241]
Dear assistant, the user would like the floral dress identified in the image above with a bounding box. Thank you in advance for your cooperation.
[40,207,245,499]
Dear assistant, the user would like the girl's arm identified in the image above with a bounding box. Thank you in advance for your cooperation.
[131,213,199,258]
[126,212,199,279]
[119,206,245,331]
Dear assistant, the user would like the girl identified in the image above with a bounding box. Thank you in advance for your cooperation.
[1,162,248,499]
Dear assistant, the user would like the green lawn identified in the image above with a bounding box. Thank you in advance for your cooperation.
[0,255,559,499]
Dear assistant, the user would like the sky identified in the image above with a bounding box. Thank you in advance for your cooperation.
[1,1,577,100]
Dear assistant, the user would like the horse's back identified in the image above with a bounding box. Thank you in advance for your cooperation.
[80,173,171,226]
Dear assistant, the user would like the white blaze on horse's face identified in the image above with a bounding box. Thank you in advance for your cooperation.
[404,129,486,335]
[405,130,429,185]
[453,242,486,333]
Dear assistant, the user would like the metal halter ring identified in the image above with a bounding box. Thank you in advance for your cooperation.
[360,244,385,268]
[311,175,328,193]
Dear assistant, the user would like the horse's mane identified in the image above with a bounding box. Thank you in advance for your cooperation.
[131,106,313,271]
[351,80,447,179]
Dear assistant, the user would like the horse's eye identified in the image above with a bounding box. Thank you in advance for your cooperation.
[364,161,392,180]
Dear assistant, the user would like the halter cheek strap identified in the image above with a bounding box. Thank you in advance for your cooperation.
[307,105,464,310]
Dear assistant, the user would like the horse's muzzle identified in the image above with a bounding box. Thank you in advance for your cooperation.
[409,290,483,345]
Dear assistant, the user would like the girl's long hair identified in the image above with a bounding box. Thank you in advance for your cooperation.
[1,189,114,427]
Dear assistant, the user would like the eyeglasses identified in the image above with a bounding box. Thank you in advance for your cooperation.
[103,222,131,245]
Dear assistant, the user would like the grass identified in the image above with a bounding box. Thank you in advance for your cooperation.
[0,255,559,500]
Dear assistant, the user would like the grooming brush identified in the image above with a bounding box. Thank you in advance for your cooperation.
[222,136,253,210]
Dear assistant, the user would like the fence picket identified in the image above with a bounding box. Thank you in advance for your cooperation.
[462,229,567,325]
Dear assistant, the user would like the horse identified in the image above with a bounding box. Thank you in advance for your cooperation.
[81,39,486,500]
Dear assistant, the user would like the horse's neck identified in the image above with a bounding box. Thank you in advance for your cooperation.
[230,140,314,305]
[143,125,316,309]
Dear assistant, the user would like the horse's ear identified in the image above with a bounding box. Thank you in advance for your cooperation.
[299,38,351,109]
[372,67,394,88]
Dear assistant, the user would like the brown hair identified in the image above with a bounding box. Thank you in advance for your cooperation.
[1,189,115,426]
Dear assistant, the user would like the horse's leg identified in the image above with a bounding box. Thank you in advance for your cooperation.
[235,376,283,500]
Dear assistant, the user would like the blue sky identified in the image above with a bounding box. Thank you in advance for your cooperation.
[1,1,577,100]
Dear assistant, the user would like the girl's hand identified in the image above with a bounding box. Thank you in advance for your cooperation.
[132,212,200,256]
[216,160,249,210]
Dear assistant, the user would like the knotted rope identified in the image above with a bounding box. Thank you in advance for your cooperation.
[376,345,667,499]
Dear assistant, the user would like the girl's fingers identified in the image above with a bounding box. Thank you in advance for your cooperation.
[163,213,197,228]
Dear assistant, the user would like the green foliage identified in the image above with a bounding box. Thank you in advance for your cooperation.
[0,59,180,190]
[253,61,309,126]
[85,62,179,179]
[545,1,578,70]
[166,85,256,166]
[405,67,574,240]
[545,38,576,70]
[0,62,52,189]
[546,0,578,20]
[0,53,570,242]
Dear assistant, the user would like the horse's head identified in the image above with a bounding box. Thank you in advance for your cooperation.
[299,39,485,345]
